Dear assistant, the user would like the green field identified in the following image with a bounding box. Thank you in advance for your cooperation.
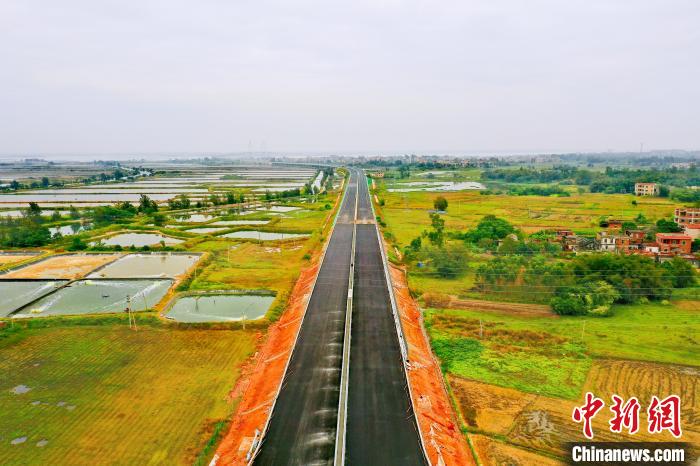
[426,299,699,400]
[377,189,677,245]
[0,318,255,465]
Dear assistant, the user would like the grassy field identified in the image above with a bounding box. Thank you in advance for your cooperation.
[426,299,699,400]
[378,189,677,245]
[0,318,256,465]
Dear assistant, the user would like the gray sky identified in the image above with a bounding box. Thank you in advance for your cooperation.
[1,0,698,156]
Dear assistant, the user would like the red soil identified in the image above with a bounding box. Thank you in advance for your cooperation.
[389,263,477,466]
[212,263,319,465]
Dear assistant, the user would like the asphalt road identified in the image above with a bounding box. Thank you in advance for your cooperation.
[345,174,427,465]
[253,170,425,465]
[253,173,357,466]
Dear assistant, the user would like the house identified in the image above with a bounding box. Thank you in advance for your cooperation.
[598,232,617,252]
[643,243,660,254]
[554,230,577,251]
[684,224,700,240]
[624,229,646,248]
[556,229,574,237]
[369,171,385,178]
[656,233,692,255]
[635,182,659,196]
[606,219,624,230]
[615,236,631,253]
[674,207,700,225]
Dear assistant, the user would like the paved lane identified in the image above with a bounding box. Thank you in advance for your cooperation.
[253,173,357,466]
[345,172,426,465]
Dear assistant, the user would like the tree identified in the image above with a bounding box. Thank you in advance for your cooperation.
[426,244,468,278]
[152,213,166,226]
[550,281,619,316]
[425,213,445,247]
[138,194,158,214]
[27,202,42,217]
[433,196,448,211]
[464,215,518,244]
[69,205,80,219]
[67,236,87,251]
[661,257,697,288]
[41,177,50,187]
[655,218,683,233]
[50,210,62,221]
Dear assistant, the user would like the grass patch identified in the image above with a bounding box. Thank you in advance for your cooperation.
[0,323,255,465]
[427,313,590,399]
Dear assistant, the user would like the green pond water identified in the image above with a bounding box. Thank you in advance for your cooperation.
[166,294,275,322]
[12,279,173,318]
[88,253,200,278]
[97,233,183,247]
[0,281,67,317]
[221,231,307,241]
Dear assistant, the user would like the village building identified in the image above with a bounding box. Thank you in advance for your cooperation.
[634,182,659,196]
[624,229,646,249]
[684,224,700,240]
[597,231,617,252]
[674,207,700,225]
[656,233,692,255]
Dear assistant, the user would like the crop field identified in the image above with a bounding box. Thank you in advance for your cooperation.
[450,359,700,460]
[0,319,256,465]
[424,299,700,462]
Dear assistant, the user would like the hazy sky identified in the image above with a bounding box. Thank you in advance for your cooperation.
[1,0,698,155]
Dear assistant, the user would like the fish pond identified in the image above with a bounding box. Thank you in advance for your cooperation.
[97,233,184,248]
[166,294,275,322]
[12,279,173,318]
[221,231,308,241]
[88,253,200,279]
[0,281,67,317]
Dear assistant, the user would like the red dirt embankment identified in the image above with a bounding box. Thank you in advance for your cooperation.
[212,263,319,465]
[389,264,477,466]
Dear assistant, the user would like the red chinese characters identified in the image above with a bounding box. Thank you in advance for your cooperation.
[572,393,683,439]
[609,395,640,434]
[572,392,605,439]
[648,395,682,438]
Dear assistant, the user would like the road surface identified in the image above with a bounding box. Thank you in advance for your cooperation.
[344,172,426,465]
[253,172,357,465]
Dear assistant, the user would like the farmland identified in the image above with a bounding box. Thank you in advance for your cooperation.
[0,163,343,463]
[370,164,700,464]
[0,318,256,465]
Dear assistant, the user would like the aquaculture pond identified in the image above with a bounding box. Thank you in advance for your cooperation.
[49,224,87,236]
[210,220,269,226]
[88,253,200,279]
[221,231,308,241]
[0,281,67,317]
[184,227,229,234]
[97,233,184,247]
[12,279,173,318]
[386,181,486,192]
[173,214,216,223]
[166,294,275,322]
[0,193,176,203]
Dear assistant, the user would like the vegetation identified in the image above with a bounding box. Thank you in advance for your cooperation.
[0,321,255,465]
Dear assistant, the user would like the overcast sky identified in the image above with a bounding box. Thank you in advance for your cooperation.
[0,0,698,156]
